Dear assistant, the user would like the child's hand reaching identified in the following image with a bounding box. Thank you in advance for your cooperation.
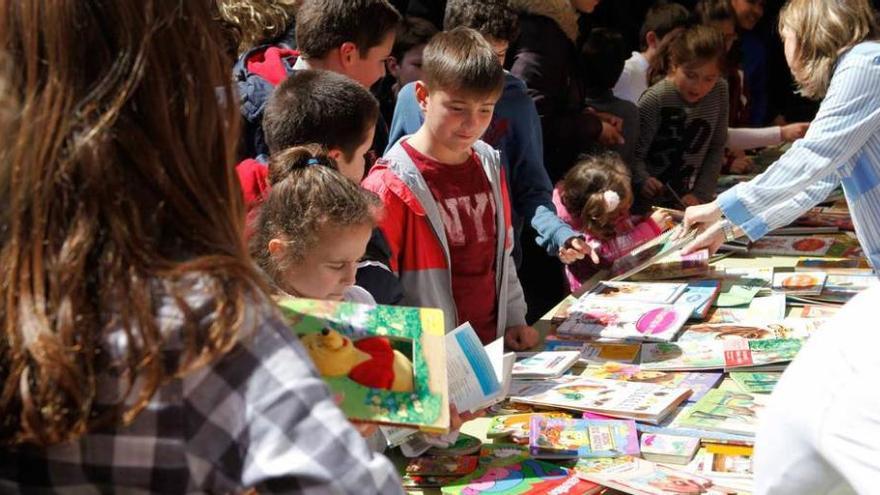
[558,236,600,265]
[649,209,673,229]
[504,325,539,351]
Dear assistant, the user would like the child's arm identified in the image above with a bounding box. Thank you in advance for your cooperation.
[690,81,730,203]
[634,89,665,198]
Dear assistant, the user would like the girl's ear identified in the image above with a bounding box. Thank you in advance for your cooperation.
[327,148,344,163]
[268,238,286,256]
[386,56,400,79]
[414,81,429,112]
[646,31,658,50]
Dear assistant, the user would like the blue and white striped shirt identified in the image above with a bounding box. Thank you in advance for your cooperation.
[718,41,880,268]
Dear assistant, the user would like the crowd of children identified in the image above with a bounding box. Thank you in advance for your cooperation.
[4,0,880,492]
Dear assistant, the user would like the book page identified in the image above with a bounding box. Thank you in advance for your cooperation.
[445,323,503,413]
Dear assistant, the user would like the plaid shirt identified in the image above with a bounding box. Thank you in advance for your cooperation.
[0,280,403,494]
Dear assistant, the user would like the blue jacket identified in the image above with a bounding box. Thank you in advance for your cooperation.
[386,73,577,259]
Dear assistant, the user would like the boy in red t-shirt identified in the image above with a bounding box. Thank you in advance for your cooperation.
[362,27,538,350]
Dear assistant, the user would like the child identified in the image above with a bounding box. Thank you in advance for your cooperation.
[376,16,438,125]
[234,0,401,159]
[252,145,380,305]
[363,27,538,350]
[0,1,401,492]
[553,154,672,292]
[235,69,404,306]
[581,28,640,168]
[612,1,690,105]
[634,25,729,208]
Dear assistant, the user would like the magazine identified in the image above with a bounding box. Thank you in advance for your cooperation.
[557,298,690,342]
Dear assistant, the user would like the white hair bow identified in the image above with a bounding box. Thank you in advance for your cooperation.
[603,190,620,212]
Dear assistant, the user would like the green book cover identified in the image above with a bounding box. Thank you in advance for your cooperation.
[676,389,767,436]
[277,297,449,432]
[730,372,781,394]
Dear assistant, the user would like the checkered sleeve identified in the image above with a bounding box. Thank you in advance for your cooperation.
[181,310,404,494]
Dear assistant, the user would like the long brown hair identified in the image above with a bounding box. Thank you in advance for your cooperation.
[560,153,633,240]
[0,1,265,446]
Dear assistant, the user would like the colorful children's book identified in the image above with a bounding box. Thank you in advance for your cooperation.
[818,273,879,303]
[640,340,726,371]
[511,351,580,379]
[579,362,721,403]
[629,249,711,281]
[585,281,688,304]
[277,298,449,432]
[714,277,767,307]
[729,371,782,394]
[676,389,768,436]
[749,235,841,256]
[788,304,840,319]
[609,226,700,281]
[794,206,854,230]
[529,417,640,459]
[445,323,515,414]
[543,340,641,365]
[574,456,728,495]
[677,322,781,342]
[487,412,573,442]
[426,433,484,456]
[772,271,828,296]
[795,257,872,274]
[405,455,480,477]
[639,433,701,465]
[678,279,722,320]
[440,444,588,495]
[557,298,690,342]
[510,377,691,424]
[722,338,803,371]
[636,405,756,446]
[707,294,787,325]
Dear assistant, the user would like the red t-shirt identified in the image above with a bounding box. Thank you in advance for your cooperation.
[402,141,498,344]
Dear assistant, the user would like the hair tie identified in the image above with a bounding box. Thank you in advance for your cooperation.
[603,190,620,212]
[307,157,320,166]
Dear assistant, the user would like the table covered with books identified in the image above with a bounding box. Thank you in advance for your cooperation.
[380,155,872,494]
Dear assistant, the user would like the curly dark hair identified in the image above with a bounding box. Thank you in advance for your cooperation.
[444,0,520,43]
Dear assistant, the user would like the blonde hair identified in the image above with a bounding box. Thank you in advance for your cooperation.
[217,0,300,53]
[779,0,879,99]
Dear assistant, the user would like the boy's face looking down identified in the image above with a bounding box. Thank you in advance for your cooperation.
[415,82,499,159]
[339,31,396,88]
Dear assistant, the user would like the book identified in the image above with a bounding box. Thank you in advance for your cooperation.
[749,235,842,256]
[511,351,580,379]
[770,225,840,235]
[676,389,768,436]
[788,304,840,319]
[676,318,818,342]
[794,206,854,230]
[722,338,803,371]
[557,298,690,342]
[678,279,722,320]
[795,257,872,274]
[426,433,484,456]
[405,455,479,477]
[629,249,711,281]
[487,412,573,442]
[445,323,515,413]
[584,281,688,304]
[707,294,787,325]
[635,405,756,446]
[817,273,879,303]
[714,276,768,307]
[574,456,731,495]
[639,433,701,465]
[543,340,641,365]
[640,341,726,371]
[609,226,700,281]
[580,362,721,403]
[729,371,782,394]
[772,271,828,296]
[277,298,449,432]
[529,417,639,459]
[510,376,691,424]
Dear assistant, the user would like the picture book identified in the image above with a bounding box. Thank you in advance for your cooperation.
[445,323,515,413]
[707,294,787,325]
[676,389,768,436]
[749,235,840,256]
[543,340,641,365]
[406,455,480,477]
[580,362,721,403]
[516,475,603,495]
[788,304,840,319]
[629,249,711,281]
[679,449,753,493]
[487,412,573,442]
[427,433,484,456]
[639,433,701,465]
[640,341,726,371]
[557,298,690,342]
[795,257,872,274]
[529,417,640,459]
[511,351,580,379]
[510,377,691,424]
[584,281,688,304]
[818,273,879,303]
[440,444,585,495]
[772,271,828,296]
[677,322,780,343]
[678,279,722,320]
[278,298,449,432]
[794,206,854,230]
[609,226,700,281]
[574,456,731,495]
[729,371,782,394]
[722,338,803,371]
[714,277,768,307]
[636,405,756,446]
[770,225,840,235]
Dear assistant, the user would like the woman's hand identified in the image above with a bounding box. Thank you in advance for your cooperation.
[680,201,723,233]
[681,220,727,255]
[781,122,810,142]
